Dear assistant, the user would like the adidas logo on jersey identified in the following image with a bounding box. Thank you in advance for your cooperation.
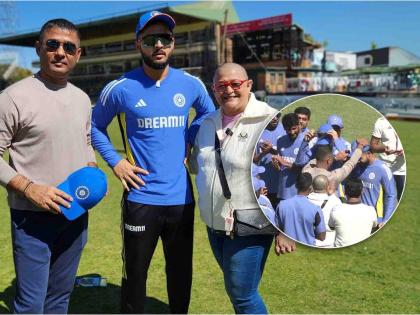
[135,99,147,107]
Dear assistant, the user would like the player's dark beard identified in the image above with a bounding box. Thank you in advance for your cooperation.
[141,46,171,70]
[142,54,169,69]
[287,132,297,141]
[266,121,278,131]
[360,159,369,166]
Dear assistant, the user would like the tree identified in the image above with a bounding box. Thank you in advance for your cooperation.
[0,64,32,87]
[371,41,377,50]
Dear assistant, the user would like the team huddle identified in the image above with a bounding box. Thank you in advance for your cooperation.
[253,107,405,247]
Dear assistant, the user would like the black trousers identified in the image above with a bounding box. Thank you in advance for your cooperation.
[267,193,280,210]
[120,195,194,314]
[394,174,405,201]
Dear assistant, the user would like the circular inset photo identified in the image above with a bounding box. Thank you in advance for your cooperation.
[252,94,406,248]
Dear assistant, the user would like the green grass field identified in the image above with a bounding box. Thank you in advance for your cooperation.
[0,94,419,313]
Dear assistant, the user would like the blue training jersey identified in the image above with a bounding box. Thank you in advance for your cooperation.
[276,132,305,200]
[351,159,397,223]
[295,136,350,167]
[276,195,326,246]
[91,67,215,206]
[256,124,285,194]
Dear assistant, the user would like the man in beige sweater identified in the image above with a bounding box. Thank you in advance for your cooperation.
[302,138,368,186]
[0,19,96,313]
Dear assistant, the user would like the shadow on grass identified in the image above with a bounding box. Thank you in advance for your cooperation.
[70,274,169,313]
[0,278,14,313]
[143,296,170,314]
[0,276,168,314]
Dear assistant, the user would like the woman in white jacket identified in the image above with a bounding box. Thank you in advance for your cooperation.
[191,63,295,314]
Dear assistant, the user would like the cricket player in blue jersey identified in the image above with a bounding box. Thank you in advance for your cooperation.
[295,115,350,168]
[351,144,397,227]
[254,112,285,208]
[294,106,311,133]
[276,172,326,246]
[91,11,215,313]
[272,113,305,201]
[327,114,351,155]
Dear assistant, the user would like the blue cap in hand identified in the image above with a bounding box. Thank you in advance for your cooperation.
[58,167,107,221]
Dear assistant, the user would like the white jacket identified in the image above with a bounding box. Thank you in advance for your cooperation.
[191,93,278,231]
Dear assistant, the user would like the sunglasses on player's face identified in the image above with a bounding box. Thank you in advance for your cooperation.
[44,39,78,55]
[213,79,249,92]
[141,33,173,48]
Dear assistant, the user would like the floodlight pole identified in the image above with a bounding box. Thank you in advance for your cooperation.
[220,9,228,65]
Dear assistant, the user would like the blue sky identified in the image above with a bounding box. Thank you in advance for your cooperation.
[1,1,420,70]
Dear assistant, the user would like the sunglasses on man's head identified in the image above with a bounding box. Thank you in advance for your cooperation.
[45,39,78,55]
[213,79,248,92]
[141,34,173,48]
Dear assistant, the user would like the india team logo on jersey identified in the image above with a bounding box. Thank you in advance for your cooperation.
[369,172,376,180]
[173,93,186,107]
[294,148,299,155]
[76,186,90,200]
